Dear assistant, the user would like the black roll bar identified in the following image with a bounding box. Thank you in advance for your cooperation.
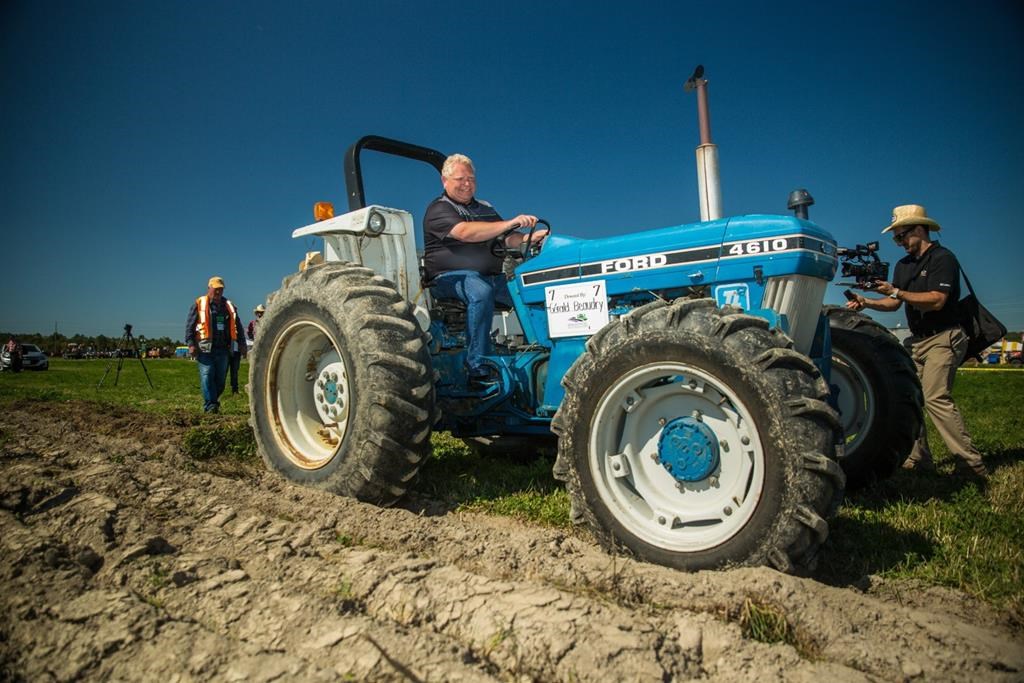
[343,135,447,212]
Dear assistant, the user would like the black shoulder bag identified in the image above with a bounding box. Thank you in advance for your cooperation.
[958,268,1007,363]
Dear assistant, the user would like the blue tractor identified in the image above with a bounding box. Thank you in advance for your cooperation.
[249,72,922,573]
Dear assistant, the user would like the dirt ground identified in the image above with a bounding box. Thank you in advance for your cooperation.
[1,402,1021,682]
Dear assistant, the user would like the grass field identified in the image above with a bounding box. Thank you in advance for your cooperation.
[2,358,1022,616]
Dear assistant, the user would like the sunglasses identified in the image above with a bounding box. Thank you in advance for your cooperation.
[892,228,917,244]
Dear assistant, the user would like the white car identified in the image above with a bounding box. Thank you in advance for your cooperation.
[1,343,49,371]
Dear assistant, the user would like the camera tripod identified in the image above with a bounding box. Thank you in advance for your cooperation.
[98,324,155,389]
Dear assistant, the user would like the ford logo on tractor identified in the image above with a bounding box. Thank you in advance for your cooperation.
[600,253,668,274]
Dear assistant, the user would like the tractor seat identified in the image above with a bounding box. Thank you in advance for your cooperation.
[421,260,514,314]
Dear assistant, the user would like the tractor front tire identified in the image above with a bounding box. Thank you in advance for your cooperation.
[827,306,923,490]
[552,299,844,573]
[249,262,435,505]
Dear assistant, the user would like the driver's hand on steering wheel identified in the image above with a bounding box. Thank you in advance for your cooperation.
[505,228,547,248]
[507,214,538,230]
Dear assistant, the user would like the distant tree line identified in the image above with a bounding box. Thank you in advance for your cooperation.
[1,330,184,357]
[3,328,1020,356]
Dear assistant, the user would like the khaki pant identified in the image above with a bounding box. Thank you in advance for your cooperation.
[905,327,984,469]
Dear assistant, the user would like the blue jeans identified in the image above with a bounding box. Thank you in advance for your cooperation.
[431,270,512,377]
[197,350,230,412]
[229,351,241,392]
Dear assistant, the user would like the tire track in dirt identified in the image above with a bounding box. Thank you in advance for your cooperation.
[1,404,1021,681]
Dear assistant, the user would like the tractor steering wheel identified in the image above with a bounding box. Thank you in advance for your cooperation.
[490,219,551,261]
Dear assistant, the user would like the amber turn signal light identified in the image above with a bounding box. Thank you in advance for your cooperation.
[313,202,334,222]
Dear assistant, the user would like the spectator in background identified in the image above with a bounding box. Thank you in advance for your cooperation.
[4,336,23,372]
[247,304,265,348]
[228,336,242,394]
[185,276,246,413]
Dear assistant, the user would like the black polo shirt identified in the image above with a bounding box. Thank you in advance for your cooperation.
[892,242,962,337]
[422,193,504,281]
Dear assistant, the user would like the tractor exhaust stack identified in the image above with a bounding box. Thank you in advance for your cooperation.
[787,188,815,220]
[685,65,722,222]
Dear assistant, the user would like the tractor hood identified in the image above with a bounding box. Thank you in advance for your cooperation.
[513,214,837,305]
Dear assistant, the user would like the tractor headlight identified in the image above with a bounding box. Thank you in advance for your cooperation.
[367,210,387,236]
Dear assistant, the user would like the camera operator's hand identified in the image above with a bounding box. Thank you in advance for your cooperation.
[847,285,902,313]
[873,281,896,296]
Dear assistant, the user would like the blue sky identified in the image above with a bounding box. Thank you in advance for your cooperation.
[2,0,1022,341]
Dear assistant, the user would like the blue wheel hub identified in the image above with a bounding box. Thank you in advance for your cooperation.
[657,416,720,482]
[324,379,338,404]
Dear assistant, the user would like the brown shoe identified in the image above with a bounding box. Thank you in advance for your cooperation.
[954,459,989,479]
[901,456,935,472]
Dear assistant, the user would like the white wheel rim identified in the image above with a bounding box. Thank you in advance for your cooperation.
[831,348,875,452]
[588,362,765,552]
[267,319,350,469]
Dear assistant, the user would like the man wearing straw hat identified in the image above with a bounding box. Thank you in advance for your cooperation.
[247,304,265,345]
[846,204,987,479]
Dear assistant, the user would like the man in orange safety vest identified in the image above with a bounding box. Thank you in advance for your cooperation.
[185,276,247,413]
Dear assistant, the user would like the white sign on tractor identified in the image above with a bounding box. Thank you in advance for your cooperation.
[545,280,610,338]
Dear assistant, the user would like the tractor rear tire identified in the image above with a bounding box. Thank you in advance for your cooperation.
[826,306,923,490]
[552,299,844,573]
[249,262,435,505]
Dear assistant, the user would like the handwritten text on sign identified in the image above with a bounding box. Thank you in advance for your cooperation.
[545,280,610,338]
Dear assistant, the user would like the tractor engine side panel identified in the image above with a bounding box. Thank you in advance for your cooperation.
[513,215,836,349]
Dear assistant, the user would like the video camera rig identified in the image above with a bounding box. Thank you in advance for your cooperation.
[836,241,889,290]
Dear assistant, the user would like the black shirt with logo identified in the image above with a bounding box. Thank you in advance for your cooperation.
[892,242,962,337]
[422,193,504,281]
